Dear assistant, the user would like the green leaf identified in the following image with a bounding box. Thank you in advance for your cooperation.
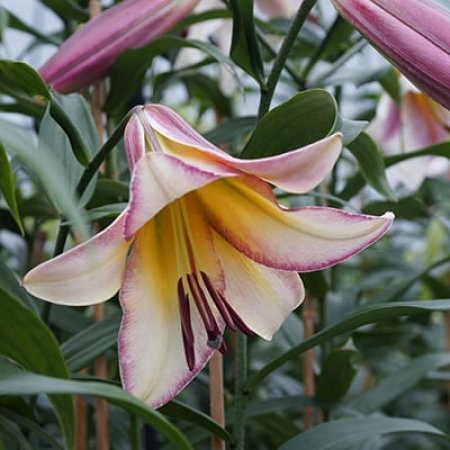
[0,118,88,239]
[0,291,75,449]
[316,348,358,404]
[340,141,450,200]
[182,73,231,117]
[379,67,401,103]
[39,0,88,21]
[369,256,450,304]
[0,362,194,450]
[5,10,59,46]
[57,93,99,157]
[204,116,256,146]
[0,260,36,312]
[61,311,120,372]
[245,300,450,391]
[242,89,337,158]
[0,414,33,450]
[363,196,428,220]
[0,143,23,233]
[229,0,264,85]
[347,132,395,199]
[335,117,367,145]
[0,407,63,450]
[279,417,446,450]
[84,203,126,223]
[40,95,98,204]
[0,7,8,43]
[0,60,50,100]
[302,16,354,81]
[161,401,233,444]
[49,94,91,166]
[384,141,450,166]
[349,353,450,413]
[106,36,237,115]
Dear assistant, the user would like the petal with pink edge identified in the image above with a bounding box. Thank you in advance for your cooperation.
[124,113,147,171]
[213,230,304,340]
[141,104,343,193]
[197,178,394,272]
[119,206,222,408]
[230,133,342,193]
[124,152,237,239]
[23,213,130,305]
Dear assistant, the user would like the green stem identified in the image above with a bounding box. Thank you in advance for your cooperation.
[257,0,318,120]
[76,111,132,197]
[131,415,142,450]
[233,332,248,450]
[256,29,305,89]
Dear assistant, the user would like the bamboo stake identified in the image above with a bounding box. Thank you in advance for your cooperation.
[210,351,226,450]
[88,2,109,449]
[302,296,315,430]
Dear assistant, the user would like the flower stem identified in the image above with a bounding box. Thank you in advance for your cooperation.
[233,332,248,450]
[257,0,318,120]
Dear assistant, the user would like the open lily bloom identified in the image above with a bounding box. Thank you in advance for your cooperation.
[23,104,393,408]
[368,78,450,190]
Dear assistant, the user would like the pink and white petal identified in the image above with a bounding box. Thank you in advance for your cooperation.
[143,105,342,192]
[119,215,217,409]
[213,230,304,340]
[229,133,342,193]
[141,104,224,156]
[124,152,237,239]
[23,213,130,305]
[124,114,147,172]
[198,178,394,272]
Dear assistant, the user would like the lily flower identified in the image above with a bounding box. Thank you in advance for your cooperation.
[368,77,450,191]
[23,104,393,408]
[332,0,450,110]
[40,0,198,93]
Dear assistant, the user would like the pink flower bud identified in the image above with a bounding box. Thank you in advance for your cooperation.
[332,0,450,110]
[40,0,198,93]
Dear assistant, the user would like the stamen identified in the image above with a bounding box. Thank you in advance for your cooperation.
[177,279,195,371]
[200,271,236,331]
[187,273,222,346]
[201,271,254,336]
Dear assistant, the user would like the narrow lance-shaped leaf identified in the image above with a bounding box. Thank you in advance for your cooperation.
[280,416,446,450]
[0,117,88,240]
[0,144,24,233]
[0,7,8,43]
[0,60,50,100]
[349,352,450,413]
[0,291,75,449]
[347,132,396,200]
[0,361,194,450]
[106,36,237,115]
[229,0,264,86]
[246,300,450,391]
